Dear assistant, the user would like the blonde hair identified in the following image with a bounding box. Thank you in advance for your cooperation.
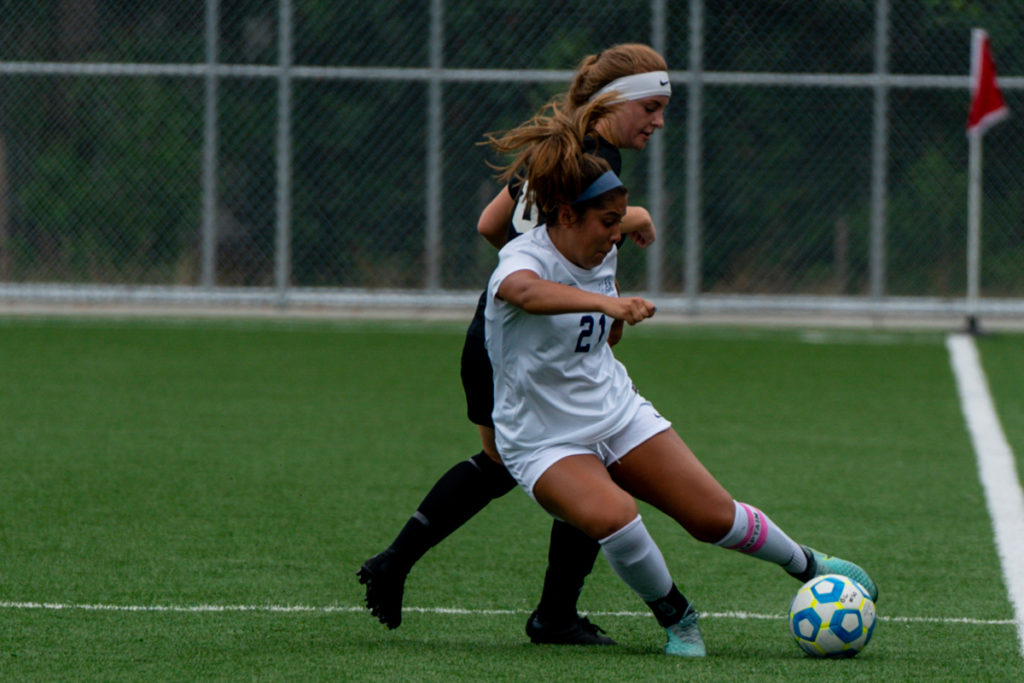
[479,45,661,219]
[482,99,624,220]
[565,44,668,111]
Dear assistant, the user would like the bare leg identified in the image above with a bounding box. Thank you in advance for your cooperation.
[477,425,501,462]
[532,453,700,654]
[609,429,735,542]
[609,428,878,600]
[533,454,638,539]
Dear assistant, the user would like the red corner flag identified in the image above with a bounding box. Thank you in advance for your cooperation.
[967,29,1009,137]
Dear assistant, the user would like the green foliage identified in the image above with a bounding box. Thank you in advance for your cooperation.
[17,78,201,282]
[295,0,428,66]
[291,81,428,287]
[1,2,1023,294]
[888,147,966,294]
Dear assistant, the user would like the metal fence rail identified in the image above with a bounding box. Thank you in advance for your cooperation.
[0,0,1021,323]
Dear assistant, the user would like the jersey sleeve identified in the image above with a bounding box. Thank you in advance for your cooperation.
[507,175,540,240]
[488,241,547,302]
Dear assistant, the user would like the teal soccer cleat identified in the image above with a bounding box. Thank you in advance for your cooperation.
[793,545,879,602]
[664,606,706,658]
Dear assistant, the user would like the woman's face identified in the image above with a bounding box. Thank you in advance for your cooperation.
[557,192,628,269]
[596,96,669,150]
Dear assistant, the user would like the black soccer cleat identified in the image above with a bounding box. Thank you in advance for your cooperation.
[357,548,410,629]
[525,610,617,645]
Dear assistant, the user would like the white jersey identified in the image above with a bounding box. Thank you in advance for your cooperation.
[484,226,640,461]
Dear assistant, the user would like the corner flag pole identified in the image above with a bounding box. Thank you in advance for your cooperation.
[966,119,983,333]
[965,29,1009,334]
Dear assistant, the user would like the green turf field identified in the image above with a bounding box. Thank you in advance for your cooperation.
[1,317,1022,680]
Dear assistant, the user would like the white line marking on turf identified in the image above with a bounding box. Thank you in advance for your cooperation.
[0,601,1014,626]
[947,334,1024,659]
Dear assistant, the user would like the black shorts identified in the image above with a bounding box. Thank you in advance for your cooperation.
[460,330,494,428]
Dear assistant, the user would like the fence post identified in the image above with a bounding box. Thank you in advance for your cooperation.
[425,0,444,291]
[869,0,890,301]
[647,0,667,295]
[200,0,219,289]
[684,0,704,311]
[275,0,294,304]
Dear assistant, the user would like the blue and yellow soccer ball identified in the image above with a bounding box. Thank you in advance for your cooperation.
[789,574,876,658]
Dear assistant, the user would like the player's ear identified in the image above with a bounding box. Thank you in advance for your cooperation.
[557,203,578,227]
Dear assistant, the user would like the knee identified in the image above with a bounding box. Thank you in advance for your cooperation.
[579,495,638,540]
[478,427,500,462]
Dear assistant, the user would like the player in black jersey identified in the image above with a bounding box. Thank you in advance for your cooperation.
[360,44,671,644]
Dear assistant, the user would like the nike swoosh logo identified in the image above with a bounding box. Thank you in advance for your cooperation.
[659,79,668,86]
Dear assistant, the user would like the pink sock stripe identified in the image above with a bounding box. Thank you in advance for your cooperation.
[725,503,768,554]
[725,503,756,551]
[747,507,769,553]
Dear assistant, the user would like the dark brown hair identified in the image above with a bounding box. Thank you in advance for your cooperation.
[482,98,626,222]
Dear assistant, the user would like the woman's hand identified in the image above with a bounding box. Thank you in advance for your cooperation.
[605,296,656,325]
[626,223,656,248]
[621,206,656,248]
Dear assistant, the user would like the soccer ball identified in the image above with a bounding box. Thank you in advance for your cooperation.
[789,574,876,658]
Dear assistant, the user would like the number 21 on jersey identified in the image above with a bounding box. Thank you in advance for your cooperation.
[575,314,607,352]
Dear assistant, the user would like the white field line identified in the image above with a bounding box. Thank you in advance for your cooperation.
[946,334,1024,658]
[0,600,1014,626]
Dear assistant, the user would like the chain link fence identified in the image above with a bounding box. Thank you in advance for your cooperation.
[1,1,1022,320]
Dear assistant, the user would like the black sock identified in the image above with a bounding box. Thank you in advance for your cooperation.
[788,546,817,583]
[646,584,692,628]
[388,451,516,567]
[534,519,601,624]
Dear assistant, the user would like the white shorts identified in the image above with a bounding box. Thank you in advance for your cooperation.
[502,400,672,500]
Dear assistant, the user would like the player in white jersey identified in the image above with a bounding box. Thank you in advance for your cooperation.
[361,44,668,644]
[486,212,642,484]
[482,96,878,658]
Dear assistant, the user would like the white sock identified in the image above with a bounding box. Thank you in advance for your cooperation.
[714,500,807,574]
[599,515,673,602]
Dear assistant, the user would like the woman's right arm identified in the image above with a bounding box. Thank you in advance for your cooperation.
[477,187,515,249]
[497,269,656,324]
[621,205,656,247]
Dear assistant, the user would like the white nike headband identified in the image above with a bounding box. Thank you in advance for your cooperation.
[590,70,672,102]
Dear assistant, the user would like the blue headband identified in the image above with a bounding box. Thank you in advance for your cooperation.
[572,170,624,204]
